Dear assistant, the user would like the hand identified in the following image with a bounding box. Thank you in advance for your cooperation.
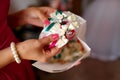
[16,34,61,62]
[8,7,56,28]
[19,7,56,27]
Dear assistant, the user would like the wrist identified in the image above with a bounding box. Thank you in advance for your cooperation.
[9,47,16,63]
[15,42,27,60]
[10,42,21,64]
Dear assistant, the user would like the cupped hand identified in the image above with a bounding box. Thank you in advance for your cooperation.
[20,7,56,27]
[8,7,56,27]
[16,34,61,62]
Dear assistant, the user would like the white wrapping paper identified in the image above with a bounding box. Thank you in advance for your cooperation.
[32,11,91,73]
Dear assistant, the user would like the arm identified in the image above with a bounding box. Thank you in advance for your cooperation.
[0,47,15,68]
[0,34,60,68]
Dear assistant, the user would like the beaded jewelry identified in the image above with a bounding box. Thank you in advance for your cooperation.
[10,42,21,64]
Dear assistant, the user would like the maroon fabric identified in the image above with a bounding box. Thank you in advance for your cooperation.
[0,0,35,80]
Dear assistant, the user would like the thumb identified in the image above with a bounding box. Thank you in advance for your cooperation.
[40,34,59,46]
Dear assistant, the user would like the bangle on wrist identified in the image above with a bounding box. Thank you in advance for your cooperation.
[10,42,21,64]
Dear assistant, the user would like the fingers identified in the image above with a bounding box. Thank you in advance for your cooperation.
[37,7,56,26]
[39,34,60,61]
[44,20,50,26]
[27,7,56,27]
[36,11,48,25]
[38,7,56,15]
[27,18,45,27]
[46,47,61,57]
[40,34,59,47]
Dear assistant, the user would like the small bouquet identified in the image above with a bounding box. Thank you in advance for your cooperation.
[32,10,91,73]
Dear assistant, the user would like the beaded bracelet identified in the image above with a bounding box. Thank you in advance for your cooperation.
[10,42,21,64]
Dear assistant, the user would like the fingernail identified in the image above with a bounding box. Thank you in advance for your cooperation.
[44,20,50,26]
[52,34,59,41]
[49,40,57,48]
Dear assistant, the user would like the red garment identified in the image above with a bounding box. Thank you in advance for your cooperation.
[0,0,35,80]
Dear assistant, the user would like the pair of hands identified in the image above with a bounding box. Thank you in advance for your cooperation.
[10,7,80,65]
[9,7,61,63]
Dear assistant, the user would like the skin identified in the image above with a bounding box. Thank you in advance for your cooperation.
[0,7,80,68]
[0,7,61,68]
[8,7,56,27]
[0,34,60,68]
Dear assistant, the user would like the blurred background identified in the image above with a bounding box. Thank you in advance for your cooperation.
[9,0,120,80]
